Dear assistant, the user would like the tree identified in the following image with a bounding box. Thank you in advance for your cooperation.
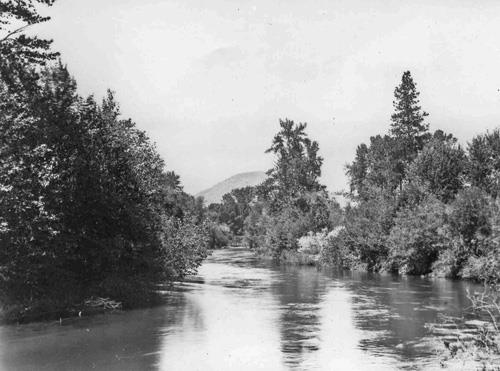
[0,63,210,316]
[389,71,430,186]
[164,171,183,191]
[265,119,324,208]
[386,196,447,275]
[390,71,430,151]
[340,186,398,270]
[0,0,58,65]
[468,129,500,198]
[347,135,402,198]
[406,133,466,202]
[433,187,495,279]
[346,143,368,195]
[365,135,402,192]
[448,187,492,256]
[216,186,255,236]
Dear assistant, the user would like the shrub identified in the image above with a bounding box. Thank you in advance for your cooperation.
[339,190,397,271]
[206,222,230,249]
[386,196,447,275]
[319,226,359,269]
[243,203,270,250]
[264,206,310,257]
[432,187,495,279]
[297,229,329,255]
[159,217,210,281]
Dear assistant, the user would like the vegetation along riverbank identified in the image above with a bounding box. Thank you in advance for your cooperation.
[210,72,500,284]
[0,3,498,367]
[206,66,500,368]
[0,1,220,323]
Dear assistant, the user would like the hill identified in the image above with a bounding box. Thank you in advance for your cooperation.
[196,171,267,204]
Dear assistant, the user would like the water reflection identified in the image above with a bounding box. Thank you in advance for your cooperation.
[157,255,286,370]
[0,248,481,370]
[0,304,170,370]
[271,267,324,368]
[323,270,478,369]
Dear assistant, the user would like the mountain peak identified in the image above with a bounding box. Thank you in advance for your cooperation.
[196,171,267,204]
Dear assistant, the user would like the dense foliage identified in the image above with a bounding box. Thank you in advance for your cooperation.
[209,119,341,261]
[337,71,500,281]
[0,2,210,321]
[208,71,500,286]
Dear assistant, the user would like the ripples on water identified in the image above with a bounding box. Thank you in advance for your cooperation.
[0,248,483,370]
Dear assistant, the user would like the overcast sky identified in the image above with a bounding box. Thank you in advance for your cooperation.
[37,0,500,194]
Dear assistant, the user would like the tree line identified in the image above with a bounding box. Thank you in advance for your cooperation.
[0,1,211,322]
[212,71,500,283]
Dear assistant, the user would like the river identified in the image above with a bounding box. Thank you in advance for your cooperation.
[0,248,483,370]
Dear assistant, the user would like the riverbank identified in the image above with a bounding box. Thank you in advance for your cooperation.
[254,248,319,266]
[0,297,125,325]
[0,284,166,325]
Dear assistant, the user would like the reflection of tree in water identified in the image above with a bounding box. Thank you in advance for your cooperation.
[0,297,175,371]
[165,285,207,333]
[337,269,475,364]
[271,265,328,369]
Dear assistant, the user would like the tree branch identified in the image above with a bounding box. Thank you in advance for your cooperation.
[0,24,31,43]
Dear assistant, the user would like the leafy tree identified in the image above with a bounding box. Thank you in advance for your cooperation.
[240,119,335,257]
[386,196,447,275]
[448,187,492,256]
[468,129,500,198]
[347,135,403,198]
[460,199,500,282]
[265,119,324,209]
[243,201,270,250]
[340,187,397,270]
[164,171,183,191]
[0,63,210,317]
[431,187,495,279]
[406,133,466,202]
[365,135,402,192]
[216,186,255,236]
[346,143,368,195]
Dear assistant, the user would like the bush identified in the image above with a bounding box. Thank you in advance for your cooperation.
[460,201,500,283]
[432,187,496,279]
[386,196,447,275]
[297,229,330,255]
[263,206,309,257]
[243,203,270,249]
[319,226,360,269]
[338,189,397,271]
[461,254,500,283]
[206,222,230,249]
[159,217,210,281]
[439,285,500,369]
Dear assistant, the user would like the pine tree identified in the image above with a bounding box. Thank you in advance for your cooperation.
[390,71,430,159]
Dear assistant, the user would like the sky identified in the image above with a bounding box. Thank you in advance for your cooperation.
[35,0,500,194]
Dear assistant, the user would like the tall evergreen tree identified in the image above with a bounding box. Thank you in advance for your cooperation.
[390,71,429,147]
[388,71,430,190]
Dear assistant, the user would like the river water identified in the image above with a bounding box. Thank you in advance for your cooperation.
[0,248,483,370]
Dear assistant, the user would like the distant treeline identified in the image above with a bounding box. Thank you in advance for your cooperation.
[211,71,500,283]
[0,1,211,322]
